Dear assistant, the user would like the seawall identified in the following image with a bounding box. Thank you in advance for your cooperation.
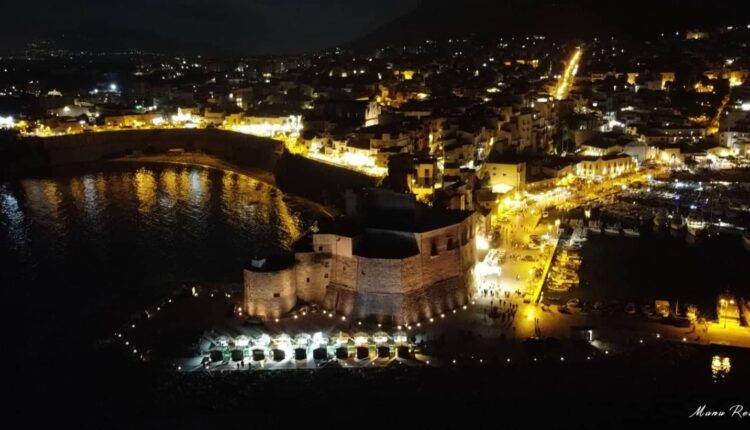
[274,154,380,205]
[41,128,281,171]
[4,129,376,209]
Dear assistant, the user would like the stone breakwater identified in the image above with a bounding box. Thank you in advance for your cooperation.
[7,129,376,207]
[40,128,280,171]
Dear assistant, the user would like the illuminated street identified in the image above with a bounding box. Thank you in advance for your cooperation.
[554,47,582,100]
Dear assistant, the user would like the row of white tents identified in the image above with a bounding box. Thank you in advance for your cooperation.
[215,331,410,350]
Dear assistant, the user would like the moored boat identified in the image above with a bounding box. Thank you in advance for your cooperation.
[623,228,640,238]
[604,223,621,235]
[686,211,707,236]
[653,208,668,228]
[588,219,602,234]
[670,213,685,231]
[624,303,636,315]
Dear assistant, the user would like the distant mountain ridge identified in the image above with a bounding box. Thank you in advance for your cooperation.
[350,0,750,48]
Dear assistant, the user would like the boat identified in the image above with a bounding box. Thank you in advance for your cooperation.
[623,228,640,238]
[624,303,636,315]
[640,209,655,223]
[547,283,570,292]
[570,227,588,244]
[588,219,602,234]
[670,213,685,231]
[566,298,580,308]
[686,212,707,236]
[604,223,621,236]
[653,208,668,228]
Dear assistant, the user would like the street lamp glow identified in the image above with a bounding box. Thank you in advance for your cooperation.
[475,235,490,251]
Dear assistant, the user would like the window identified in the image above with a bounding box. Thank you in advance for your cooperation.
[273,293,280,298]
[318,246,323,251]
[324,273,329,279]
[430,240,439,256]
[447,237,456,250]
[306,278,310,283]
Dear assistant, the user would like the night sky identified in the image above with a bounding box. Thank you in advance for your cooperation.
[2,0,748,54]
[0,0,422,54]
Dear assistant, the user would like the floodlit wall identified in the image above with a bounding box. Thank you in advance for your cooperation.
[243,214,477,324]
[294,252,329,304]
[243,267,297,318]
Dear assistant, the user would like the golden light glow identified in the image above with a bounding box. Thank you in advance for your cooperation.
[711,355,732,377]
[554,47,582,100]
[693,82,714,93]
[475,234,490,251]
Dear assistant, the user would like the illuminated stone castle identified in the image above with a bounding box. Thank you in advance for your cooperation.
[244,189,478,324]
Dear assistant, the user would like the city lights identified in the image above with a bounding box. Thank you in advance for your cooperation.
[4,8,750,421]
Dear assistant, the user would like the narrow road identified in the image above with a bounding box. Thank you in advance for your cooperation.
[554,47,583,100]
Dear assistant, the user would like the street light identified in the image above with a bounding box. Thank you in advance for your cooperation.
[720,299,734,329]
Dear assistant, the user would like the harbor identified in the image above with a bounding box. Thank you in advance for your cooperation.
[538,177,750,336]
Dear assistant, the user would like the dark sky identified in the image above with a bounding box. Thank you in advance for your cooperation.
[0,0,422,54]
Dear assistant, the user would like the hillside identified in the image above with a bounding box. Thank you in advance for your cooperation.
[351,0,750,48]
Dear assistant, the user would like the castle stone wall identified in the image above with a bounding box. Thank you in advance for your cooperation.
[293,252,329,304]
[330,255,358,288]
[243,212,477,324]
[356,258,403,294]
[243,267,297,318]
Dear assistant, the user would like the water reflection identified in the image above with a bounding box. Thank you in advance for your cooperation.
[1,164,320,292]
[134,168,157,215]
[711,355,731,382]
[0,185,28,252]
